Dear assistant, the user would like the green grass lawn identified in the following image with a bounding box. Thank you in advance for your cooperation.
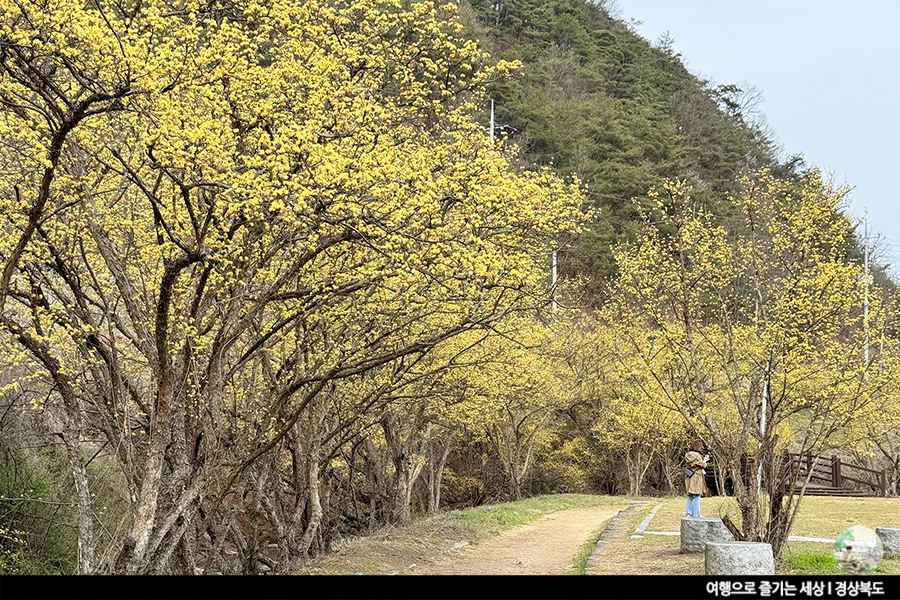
[635,494,900,575]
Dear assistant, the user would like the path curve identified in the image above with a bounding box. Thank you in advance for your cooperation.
[413,505,625,575]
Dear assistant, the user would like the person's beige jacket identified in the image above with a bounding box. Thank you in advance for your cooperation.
[685,450,709,495]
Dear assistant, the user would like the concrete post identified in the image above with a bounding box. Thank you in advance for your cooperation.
[680,517,732,553]
[705,541,774,575]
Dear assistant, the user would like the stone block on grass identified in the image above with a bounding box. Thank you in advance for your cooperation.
[680,517,732,553]
[876,527,900,559]
[705,541,774,576]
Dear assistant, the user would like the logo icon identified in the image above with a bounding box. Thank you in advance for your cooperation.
[833,526,883,574]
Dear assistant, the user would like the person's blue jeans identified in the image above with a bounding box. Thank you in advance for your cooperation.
[686,494,701,517]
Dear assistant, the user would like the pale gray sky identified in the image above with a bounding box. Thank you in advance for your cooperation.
[618,0,900,275]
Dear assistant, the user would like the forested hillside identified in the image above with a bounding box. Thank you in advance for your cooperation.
[0,0,896,575]
[460,0,798,298]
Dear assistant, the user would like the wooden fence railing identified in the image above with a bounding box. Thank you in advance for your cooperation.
[780,452,886,497]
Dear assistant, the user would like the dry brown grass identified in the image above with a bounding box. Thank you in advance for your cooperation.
[295,512,480,574]
[294,494,900,575]
[295,494,626,574]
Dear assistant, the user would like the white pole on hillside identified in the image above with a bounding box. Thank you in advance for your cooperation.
[864,212,870,368]
[487,99,557,312]
[757,369,768,494]
[551,249,558,312]
[490,99,494,144]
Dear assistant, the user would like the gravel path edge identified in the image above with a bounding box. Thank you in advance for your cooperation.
[584,502,650,575]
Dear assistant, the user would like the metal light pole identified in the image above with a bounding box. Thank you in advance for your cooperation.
[488,98,557,311]
[490,98,494,144]
[551,249,558,312]
[757,371,768,494]
[864,212,870,367]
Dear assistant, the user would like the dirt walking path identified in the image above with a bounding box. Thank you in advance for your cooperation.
[411,505,624,575]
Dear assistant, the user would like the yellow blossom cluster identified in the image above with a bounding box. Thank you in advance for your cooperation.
[0,0,582,572]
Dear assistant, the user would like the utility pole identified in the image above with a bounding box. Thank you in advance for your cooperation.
[757,368,768,494]
[551,248,558,312]
[864,212,869,367]
[490,98,494,144]
[487,98,556,310]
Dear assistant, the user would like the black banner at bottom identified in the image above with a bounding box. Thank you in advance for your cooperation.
[2,575,899,600]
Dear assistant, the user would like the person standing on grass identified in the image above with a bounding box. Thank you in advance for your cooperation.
[684,440,709,517]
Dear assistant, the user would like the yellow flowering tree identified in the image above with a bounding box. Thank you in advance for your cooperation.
[607,172,891,557]
[479,323,568,500]
[418,317,570,500]
[0,0,581,573]
[860,332,900,496]
[594,340,689,496]
[553,315,689,497]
